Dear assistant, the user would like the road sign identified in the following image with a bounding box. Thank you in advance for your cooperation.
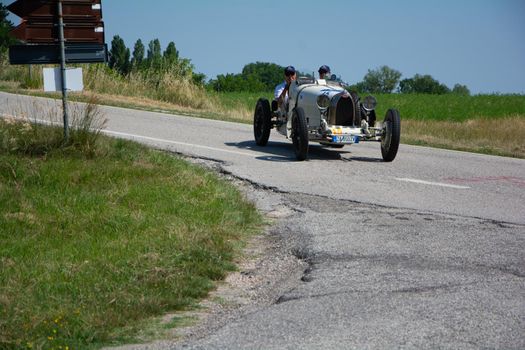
[7,0,102,21]
[7,0,104,44]
[7,0,106,142]
[9,43,107,65]
[9,21,104,43]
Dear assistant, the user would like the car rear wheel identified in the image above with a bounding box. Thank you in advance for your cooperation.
[254,98,271,146]
[381,109,401,162]
[292,107,309,160]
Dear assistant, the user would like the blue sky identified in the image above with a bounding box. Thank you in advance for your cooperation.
[5,0,525,94]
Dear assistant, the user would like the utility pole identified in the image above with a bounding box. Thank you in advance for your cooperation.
[57,0,69,141]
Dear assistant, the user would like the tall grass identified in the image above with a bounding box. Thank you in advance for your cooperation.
[0,52,42,89]
[84,64,216,110]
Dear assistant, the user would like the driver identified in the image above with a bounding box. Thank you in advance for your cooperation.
[274,65,296,110]
[318,65,331,79]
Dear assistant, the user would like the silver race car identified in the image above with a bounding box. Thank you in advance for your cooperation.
[254,76,400,161]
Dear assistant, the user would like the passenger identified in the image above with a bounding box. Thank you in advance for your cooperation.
[318,65,331,80]
[274,65,296,109]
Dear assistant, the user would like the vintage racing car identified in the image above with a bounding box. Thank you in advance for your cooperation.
[253,76,400,161]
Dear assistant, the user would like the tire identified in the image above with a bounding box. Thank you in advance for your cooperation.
[350,91,361,127]
[291,107,309,161]
[381,109,401,162]
[253,98,271,146]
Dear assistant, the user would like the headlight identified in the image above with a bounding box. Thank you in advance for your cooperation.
[362,95,377,111]
[317,94,330,110]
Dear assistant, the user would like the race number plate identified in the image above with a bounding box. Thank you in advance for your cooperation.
[332,135,359,144]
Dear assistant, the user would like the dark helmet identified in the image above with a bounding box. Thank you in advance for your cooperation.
[284,65,296,76]
[318,65,331,74]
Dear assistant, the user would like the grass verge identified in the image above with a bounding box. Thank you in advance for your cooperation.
[0,118,261,349]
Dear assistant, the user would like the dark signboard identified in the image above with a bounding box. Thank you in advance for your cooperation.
[7,0,106,64]
[9,43,107,65]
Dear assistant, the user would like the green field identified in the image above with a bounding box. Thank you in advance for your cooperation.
[372,93,525,121]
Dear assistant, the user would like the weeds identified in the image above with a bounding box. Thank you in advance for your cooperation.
[0,95,106,157]
[84,64,217,110]
[0,52,43,89]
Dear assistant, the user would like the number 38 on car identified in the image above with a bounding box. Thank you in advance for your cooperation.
[253,76,401,161]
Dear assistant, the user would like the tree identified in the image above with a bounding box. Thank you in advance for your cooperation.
[452,83,470,95]
[0,4,15,53]
[360,65,402,93]
[163,41,179,66]
[399,74,450,94]
[109,35,130,75]
[192,72,206,86]
[241,62,283,91]
[147,39,162,68]
[131,39,145,70]
[209,73,265,92]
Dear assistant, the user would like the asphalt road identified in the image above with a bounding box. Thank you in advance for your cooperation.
[1,92,524,349]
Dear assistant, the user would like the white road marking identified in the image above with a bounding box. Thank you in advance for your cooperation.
[395,178,471,189]
[102,129,256,157]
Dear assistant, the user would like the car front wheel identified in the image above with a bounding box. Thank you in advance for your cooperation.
[254,98,271,146]
[381,108,401,162]
[291,107,309,161]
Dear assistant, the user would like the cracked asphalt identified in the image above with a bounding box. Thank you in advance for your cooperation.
[162,191,524,350]
[1,92,524,349]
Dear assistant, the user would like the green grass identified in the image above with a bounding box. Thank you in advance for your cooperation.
[372,93,525,121]
[216,91,273,113]
[0,120,261,349]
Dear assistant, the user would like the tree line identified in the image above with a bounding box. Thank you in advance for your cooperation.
[108,35,206,86]
[210,63,470,95]
[350,65,470,95]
